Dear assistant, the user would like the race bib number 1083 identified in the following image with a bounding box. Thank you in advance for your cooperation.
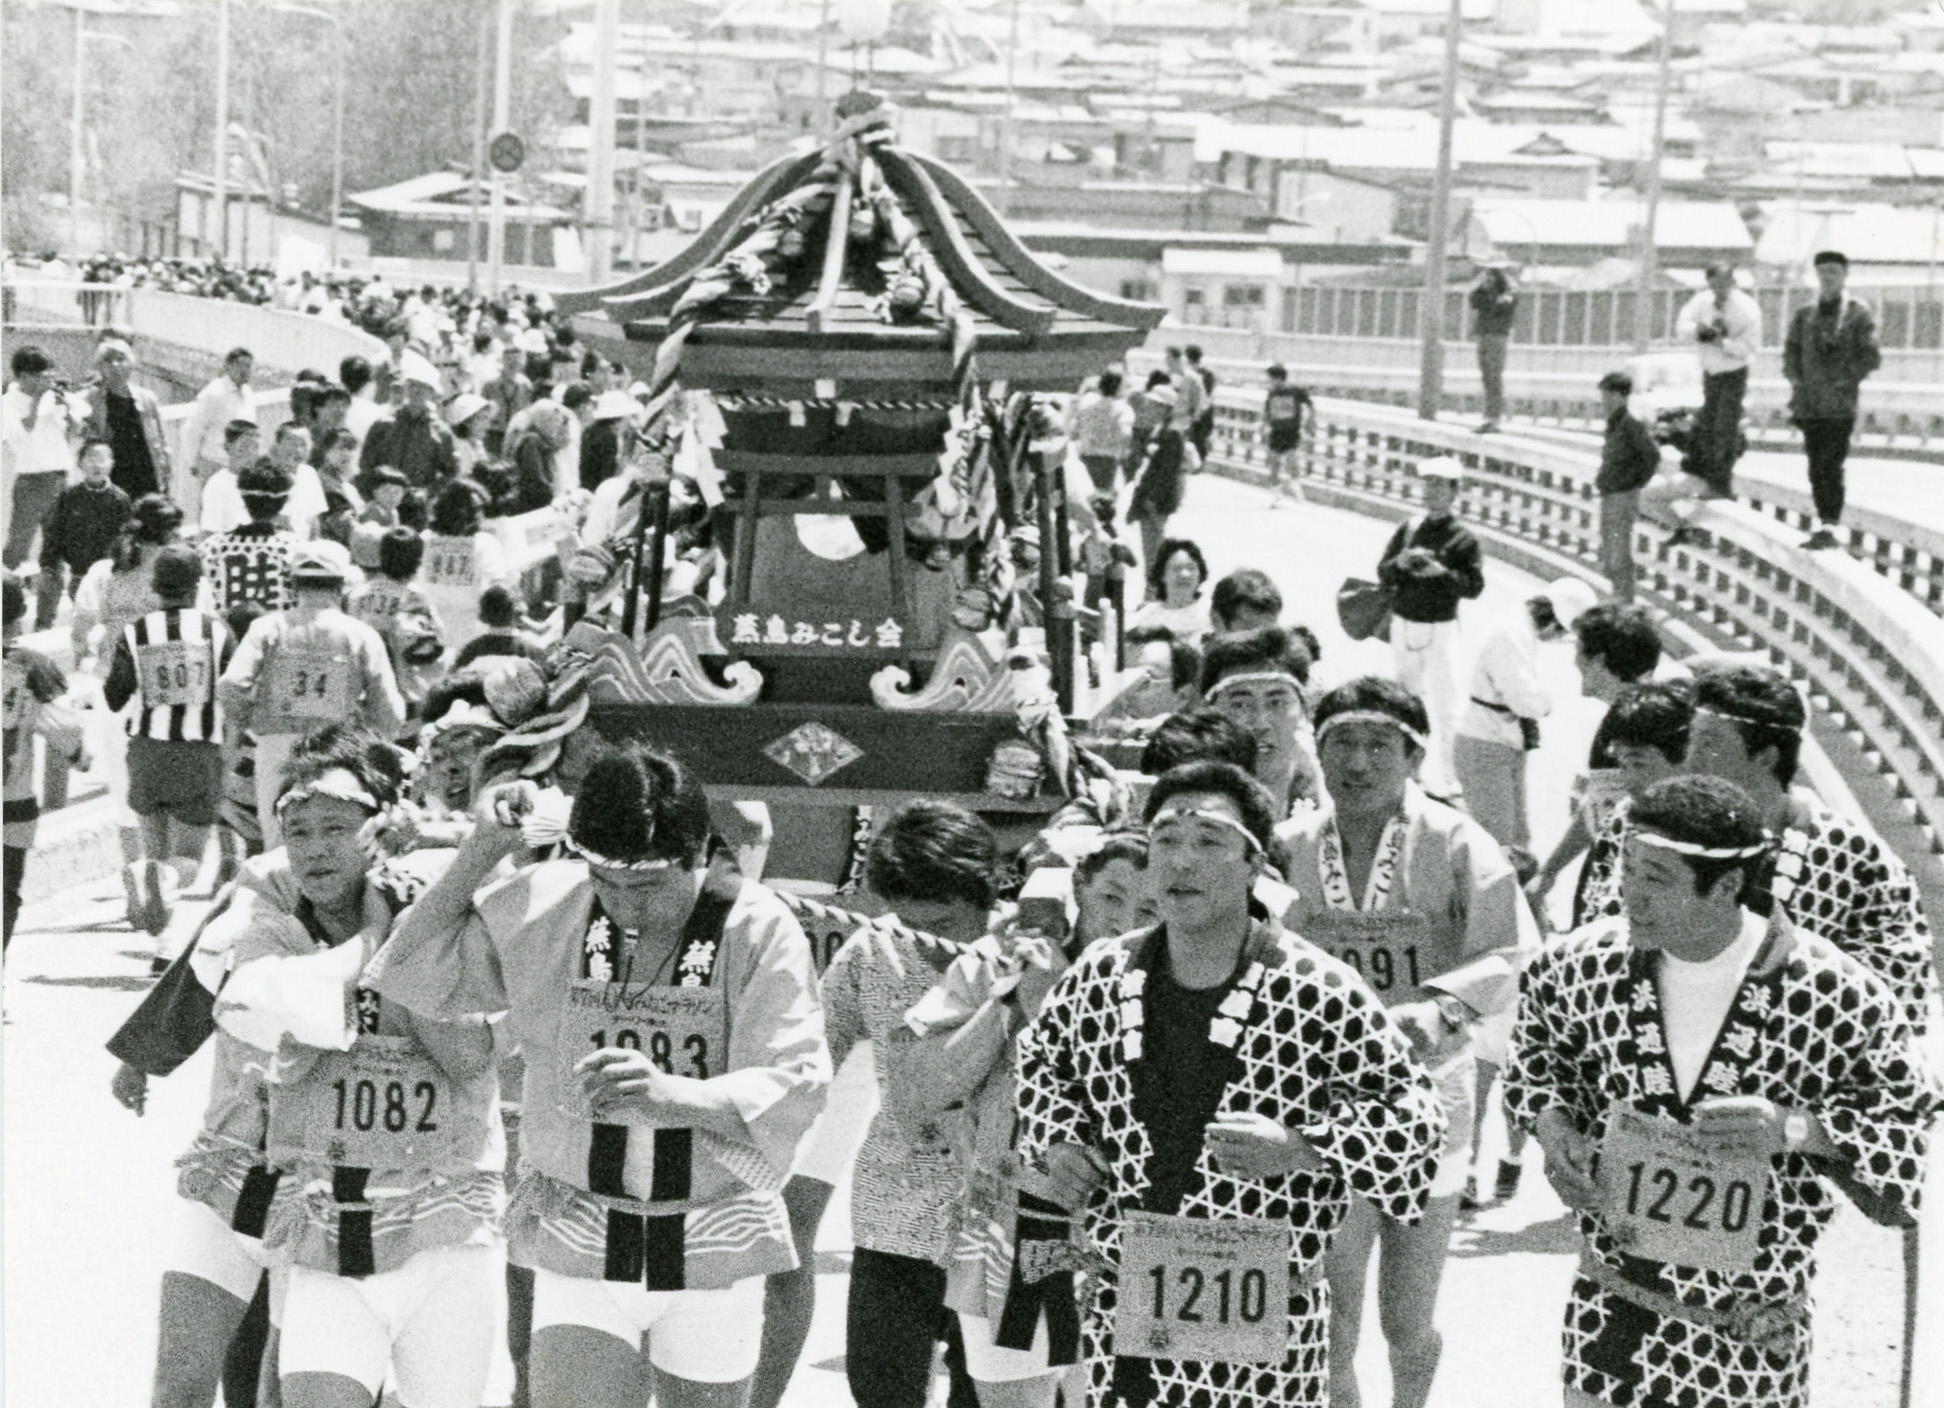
[554,980,724,1120]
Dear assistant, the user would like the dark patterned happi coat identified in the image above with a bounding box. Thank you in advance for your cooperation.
[1574,791,1936,1034]
[1505,917,1937,1408]
[1016,922,1445,1408]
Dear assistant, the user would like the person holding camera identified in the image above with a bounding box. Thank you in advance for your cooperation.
[3,346,79,595]
[1673,263,1760,499]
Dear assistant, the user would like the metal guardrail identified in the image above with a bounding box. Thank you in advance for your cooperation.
[1161,325,1944,449]
[1205,387,1944,860]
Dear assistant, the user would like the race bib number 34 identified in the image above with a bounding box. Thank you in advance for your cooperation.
[555,980,725,1120]
[1598,1105,1769,1273]
[270,648,351,720]
[305,1037,451,1169]
[1115,1213,1287,1364]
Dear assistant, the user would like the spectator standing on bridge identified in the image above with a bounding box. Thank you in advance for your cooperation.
[1595,371,1662,602]
[1784,250,1882,550]
[1259,362,1313,506]
[1184,344,1217,464]
[1469,267,1517,434]
[36,440,132,630]
[1674,263,1761,498]
[1163,346,1205,453]
[1377,457,1483,802]
[1065,369,1133,494]
[177,348,256,524]
[1126,372,1186,576]
[339,354,386,445]
[1454,577,1598,852]
[80,337,170,500]
[360,351,456,491]
[3,345,80,594]
[482,343,532,456]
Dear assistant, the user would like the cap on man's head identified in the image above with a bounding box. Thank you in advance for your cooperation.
[399,350,442,390]
[1417,455,1464,482]
[1538,577,1600,630]
[151,544,203,597]
[291,540,353,585]
[447,392,492,428]
[592,389,637,421]
[1812,250,1848,269]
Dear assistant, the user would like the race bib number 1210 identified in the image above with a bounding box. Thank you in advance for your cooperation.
[1114,1212,1287,1364]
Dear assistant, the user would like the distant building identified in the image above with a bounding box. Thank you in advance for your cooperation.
[346,173,573,268]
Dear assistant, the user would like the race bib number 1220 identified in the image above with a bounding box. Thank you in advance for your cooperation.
[1598,1105,1769,1273]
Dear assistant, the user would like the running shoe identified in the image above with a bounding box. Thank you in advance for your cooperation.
[1494,1157,1523,1202]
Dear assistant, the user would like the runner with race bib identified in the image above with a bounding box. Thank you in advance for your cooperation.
[209,738,506,1408]
[1507,776,1939,1408]
[421,480,512,658]
[219,541,404,848]
[366,742,829,1408]
[102,545,233,956]
[1016,761,1446,1408]
[1276,676,1539,1408]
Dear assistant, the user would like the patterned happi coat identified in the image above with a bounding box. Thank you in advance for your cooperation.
[1015,920,1445,1408]
[1573,789,1936,1033]
[1505,916,1938,1408]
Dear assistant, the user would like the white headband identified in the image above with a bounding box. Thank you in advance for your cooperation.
[1315,709,1427,750]
[1695,704,1802,737]
[1149,806,1263,856]
[1632,830,1770,860]
[1205,671,1305,703]
[275,768,380,816]
[570,838,681,872]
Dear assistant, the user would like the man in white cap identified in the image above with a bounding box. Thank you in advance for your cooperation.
[1376,456,1484,801]
[358,349,456,490]
[1454,576,1599,850]
[579,388,637,491]
[218,538,404,847]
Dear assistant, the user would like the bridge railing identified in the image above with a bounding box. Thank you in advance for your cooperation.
[2,279,388,380]
[1204,386,1944,863]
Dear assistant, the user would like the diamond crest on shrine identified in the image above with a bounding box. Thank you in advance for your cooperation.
[763,721,864,786]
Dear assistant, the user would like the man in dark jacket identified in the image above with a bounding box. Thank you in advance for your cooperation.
[38,439,131,627]
[1783,250,1881,548]
[1377,455,1484,799]
[1593,370,1660,602]
[358,352,456,491]
[1469,267,1518,432]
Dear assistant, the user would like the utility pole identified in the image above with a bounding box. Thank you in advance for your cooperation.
[815,0,830,136]
[70,4,85,259]
[997,0,1019,215]
[1416,0,1462,421]
[213,0,231,259]
[468,6,487,289]
[488,0,514,293]
[586,0,619,283]
[1633,0,1675,353]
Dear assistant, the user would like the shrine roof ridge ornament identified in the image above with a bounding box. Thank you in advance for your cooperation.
[555,90,1166,367]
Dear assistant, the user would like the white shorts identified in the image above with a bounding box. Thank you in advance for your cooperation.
[279,1243,500,1408]
[958,1312,1058,1384]
[1426,1046,1480,1199]
[530,1267,763,1381]
[166,1197,272,1303]
[791,1040,879,1186]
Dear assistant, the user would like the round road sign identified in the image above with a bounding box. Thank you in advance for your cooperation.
[488,131,526,175]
